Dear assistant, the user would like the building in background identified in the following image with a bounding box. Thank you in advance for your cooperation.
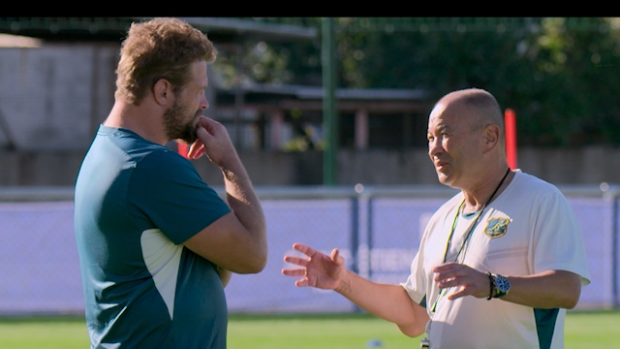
[1,18,619,186]
[0,17,321,152]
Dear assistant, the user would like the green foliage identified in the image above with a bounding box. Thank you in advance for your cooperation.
[213,18,620,147]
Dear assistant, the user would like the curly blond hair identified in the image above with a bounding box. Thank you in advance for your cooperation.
[114,18,217,105]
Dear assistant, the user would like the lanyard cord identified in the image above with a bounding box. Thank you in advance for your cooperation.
[441,167,511,264]
[430,168,511,314]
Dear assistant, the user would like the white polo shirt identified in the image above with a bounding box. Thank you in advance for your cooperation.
[401,170,590,349]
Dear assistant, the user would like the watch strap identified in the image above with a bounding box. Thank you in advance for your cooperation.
[487,272,493,300]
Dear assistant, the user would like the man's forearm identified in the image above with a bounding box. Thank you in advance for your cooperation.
[220,156,268,265]
[498,270,582,309]
[336,270,427,336]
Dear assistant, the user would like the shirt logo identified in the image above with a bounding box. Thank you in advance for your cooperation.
[484,217,511,238]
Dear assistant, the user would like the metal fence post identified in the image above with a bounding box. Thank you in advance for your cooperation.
[350,196,359,276]
[321,17,337,186]
[367,192,374,283]
[614,191,619,309]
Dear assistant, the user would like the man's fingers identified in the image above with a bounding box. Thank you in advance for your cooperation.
[432,262,460,273]
[437,276,461,289]
[197,116,221,134]
[197,115,211,127]
[292,243,319,257]
[281,267,309,287]
[435,270,460,283]
[434,264,471,282]
[447,287,468,300]
[281,268,306,277]
[330,248,343,265]
[196,126,210,140]
[294,279,309,287]
[283,256,309,267]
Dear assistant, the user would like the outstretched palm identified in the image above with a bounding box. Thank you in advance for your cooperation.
[281,243,345,290]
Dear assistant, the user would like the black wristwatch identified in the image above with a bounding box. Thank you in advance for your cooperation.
[491,273,511,298]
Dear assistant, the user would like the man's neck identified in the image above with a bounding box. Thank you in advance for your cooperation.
[461,167,513,214]
[103,101,168,145]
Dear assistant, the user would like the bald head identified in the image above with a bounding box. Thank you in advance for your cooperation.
[434,88,504,140]
[427,88,508,189]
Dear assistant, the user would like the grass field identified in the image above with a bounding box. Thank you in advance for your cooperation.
[0,310,617,349]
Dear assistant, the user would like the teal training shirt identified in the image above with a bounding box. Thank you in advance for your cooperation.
[74,125,231,349]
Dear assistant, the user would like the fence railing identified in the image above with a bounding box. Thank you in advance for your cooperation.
[0,184,618,314]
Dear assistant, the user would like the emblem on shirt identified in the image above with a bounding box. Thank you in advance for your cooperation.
[484,217,511,238]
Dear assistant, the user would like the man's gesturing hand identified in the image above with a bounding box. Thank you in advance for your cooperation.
[281,243,346,291]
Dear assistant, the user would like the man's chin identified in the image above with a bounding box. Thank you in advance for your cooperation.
[179,122,200,144]
[436,172,452,186]
[179,133,197,145]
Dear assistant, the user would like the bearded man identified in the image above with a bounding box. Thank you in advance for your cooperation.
[74,18,267,349]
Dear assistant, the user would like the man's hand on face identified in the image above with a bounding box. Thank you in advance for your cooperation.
[188,116,238,168]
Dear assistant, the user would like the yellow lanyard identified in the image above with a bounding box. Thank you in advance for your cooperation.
[430,201,484,312]
[430,168,511,313]
[441,200,483,264]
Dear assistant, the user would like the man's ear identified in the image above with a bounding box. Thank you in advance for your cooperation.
[482,124,500,154]
[152,78,174,106]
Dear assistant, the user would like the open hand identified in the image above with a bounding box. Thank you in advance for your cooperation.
[281,243,346,290]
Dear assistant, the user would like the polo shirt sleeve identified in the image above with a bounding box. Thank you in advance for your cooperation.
[400,249,427,306]
[531,186,591,286]
[127,149,231,245]
[400,215,438,306]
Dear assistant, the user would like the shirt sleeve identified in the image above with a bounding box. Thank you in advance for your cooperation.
[400,195,462,307]
[127,149,231,245]
[400,215,438,306]
[531,186,591,286]
[400,249,427,306]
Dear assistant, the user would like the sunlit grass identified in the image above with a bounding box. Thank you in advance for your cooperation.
[0,310,617,349]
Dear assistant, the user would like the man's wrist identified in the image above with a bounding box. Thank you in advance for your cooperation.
[334,270,352,295]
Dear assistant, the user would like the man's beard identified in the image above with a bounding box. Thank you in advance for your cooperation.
[163,100,201,144]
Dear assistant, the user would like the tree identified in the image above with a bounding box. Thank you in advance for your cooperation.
[213,18,620,147]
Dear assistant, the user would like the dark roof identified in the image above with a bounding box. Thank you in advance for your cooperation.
[177,18,317,41]
[249,17,619,33]
[214,83,433,113]
[218,83,429,101]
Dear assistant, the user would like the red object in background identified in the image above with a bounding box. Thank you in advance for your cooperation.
[504,109,517,169]
[177,140,189,159]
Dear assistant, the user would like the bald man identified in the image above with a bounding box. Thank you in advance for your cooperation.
[282,88,590,349]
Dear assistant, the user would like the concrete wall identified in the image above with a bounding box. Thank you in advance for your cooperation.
[0,42,221,152]
[337,146,620,186]
[1,146,619,187]
[0,43,119,150]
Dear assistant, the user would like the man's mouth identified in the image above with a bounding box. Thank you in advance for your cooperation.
[434,160,448,169]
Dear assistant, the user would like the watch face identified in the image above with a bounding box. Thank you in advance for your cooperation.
[495,275,511,292]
